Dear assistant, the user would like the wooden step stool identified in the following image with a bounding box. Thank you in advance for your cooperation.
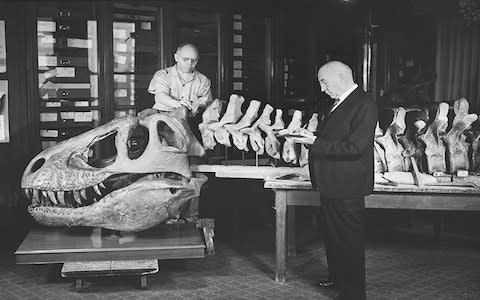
[61,260,159,290]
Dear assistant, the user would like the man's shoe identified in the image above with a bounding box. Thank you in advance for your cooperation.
[318,280,335,288]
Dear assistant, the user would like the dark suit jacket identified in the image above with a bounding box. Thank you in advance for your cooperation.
[309,87,378,199]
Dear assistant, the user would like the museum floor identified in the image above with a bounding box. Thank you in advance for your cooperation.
[1,210,480,300]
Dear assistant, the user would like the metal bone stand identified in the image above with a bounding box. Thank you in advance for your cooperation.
[15,219,215,291]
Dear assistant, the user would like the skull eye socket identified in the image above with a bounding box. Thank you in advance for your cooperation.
[31,158,46,173]
[128,125,149,159]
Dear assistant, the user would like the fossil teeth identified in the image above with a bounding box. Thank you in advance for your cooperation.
[23,188,31,198]
[93,185,102,196]
[47,191,58,205]
[73,191,82,204]
[32,189,40,204]
[80,189,87,200]
[99,182,106,189]
[57,191,66,206]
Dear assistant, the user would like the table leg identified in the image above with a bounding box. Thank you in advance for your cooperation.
[275,190,287,282]
[287,206,296,256]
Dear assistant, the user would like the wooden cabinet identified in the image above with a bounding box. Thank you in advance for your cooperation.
[36,4,99,150]
[112,3,162,117]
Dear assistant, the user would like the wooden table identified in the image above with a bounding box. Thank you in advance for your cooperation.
[15,223,207,264]
[263,179,480,282]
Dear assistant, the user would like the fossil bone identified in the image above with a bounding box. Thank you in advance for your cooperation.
[376,107,406,172]
[281,110,303,164]
[240,104,274,154]
[398,108,429,172]
[258,109,284,159]
[22,107,207,231]
[299,113,319,167]
[418,102,449,174]
[224,100,261,150]
[443,98,478,174]
[373,122,387,173]
[211,94,245,147]
[198,98,222,150]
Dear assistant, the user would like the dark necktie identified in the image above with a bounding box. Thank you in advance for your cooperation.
[329,99,341,114]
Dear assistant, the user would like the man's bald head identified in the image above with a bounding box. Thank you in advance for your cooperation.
[174,42,200,74]
[317,61,355,100]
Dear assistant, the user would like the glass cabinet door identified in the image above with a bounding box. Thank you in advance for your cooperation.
[0,19,9,143]
[112,4,160,118]
[37,5,99,150]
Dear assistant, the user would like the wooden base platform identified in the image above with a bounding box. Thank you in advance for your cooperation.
[62,260,159,290]
[15,223,207,264]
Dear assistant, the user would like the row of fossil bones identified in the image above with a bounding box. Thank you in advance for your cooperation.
[198,94,318,167]
[374,98,480,176]
[198,95,480,177]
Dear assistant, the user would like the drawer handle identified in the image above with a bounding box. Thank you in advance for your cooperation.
[59,59,71,65]
[59,11,71,17]
[59,25,70,32]
[61,91,70,97]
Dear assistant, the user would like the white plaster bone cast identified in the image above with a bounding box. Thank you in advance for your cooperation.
[211,94,245,147]
[198,98,222,150]
[376,107,407,172]
[281,110,303,164]
[299,113,319,167]
[240,104,274,154]
[417,102,449,174]
[443,98,478,173]
[224,100,261,150]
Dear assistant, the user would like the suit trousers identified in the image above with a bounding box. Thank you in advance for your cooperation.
[321,196,366,300]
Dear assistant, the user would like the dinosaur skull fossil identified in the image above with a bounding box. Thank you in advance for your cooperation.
[21,107,207,232]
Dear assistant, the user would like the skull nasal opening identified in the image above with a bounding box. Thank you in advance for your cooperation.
[128,125,149,159]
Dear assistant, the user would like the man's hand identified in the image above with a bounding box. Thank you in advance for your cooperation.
[285,128,317,145]
[137,108,159,118]
[178,99,193,110]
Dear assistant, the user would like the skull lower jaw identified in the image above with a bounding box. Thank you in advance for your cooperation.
[25,173,207,232]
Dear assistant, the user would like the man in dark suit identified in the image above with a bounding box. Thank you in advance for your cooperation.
[308,61,378,300]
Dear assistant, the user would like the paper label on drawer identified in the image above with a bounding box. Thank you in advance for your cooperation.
[60,112,75,119]
[233,48,243,57]
[38,56,57,67]
[233,82,243,90]
[114,54,127,64]
[114,89,128,98]
[75,101,89,107]
[141,22,152,30]
[233,21,242,30]
[113,29,127,39]
[40,130,58,138]
[114,74,128,83]
[233,14,242,20]
[233,34,242,43]
[74,112,93,122]
[40,113,58,122]
[115,42,128,52]
[38,21,56,32]
[233,69,242,78]
[233,60,242,69]
[55,67,75,77]
[45,101,61,108]
[0,116,5,141]
[67,38,92,49]
[40,36,56,44]
[90,75,98,98]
